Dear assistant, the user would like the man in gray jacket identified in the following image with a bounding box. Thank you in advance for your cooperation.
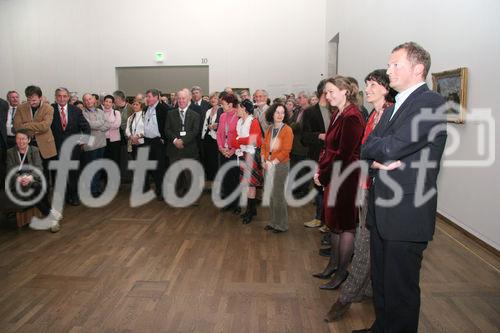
[81,93,109,197]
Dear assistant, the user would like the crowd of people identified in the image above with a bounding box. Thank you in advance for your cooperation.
[0,42,447,333]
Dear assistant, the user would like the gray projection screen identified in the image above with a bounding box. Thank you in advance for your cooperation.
[116,65,209,97]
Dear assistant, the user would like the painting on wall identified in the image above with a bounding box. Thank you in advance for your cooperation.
[431,67,468,124]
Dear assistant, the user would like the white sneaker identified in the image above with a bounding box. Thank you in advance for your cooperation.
[29,209,63,231]
[49,209,63,221]
[50,221,61,233]
[29,217,54,230]
[304,219,321,228]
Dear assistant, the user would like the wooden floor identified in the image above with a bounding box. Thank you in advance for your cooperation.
[0,190,499,333]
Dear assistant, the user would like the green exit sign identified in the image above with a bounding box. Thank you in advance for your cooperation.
[155,52,164,62]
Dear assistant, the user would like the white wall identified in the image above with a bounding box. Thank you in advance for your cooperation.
[0,0,326,99]
[326,0,500,249]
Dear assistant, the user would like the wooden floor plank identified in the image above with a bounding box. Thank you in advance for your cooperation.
[0,191,498,332]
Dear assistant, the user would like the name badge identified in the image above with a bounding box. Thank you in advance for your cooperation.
[180,131,187,137]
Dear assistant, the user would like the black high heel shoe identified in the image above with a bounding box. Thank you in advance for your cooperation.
[312,266,337,279]
[319,271,349,290]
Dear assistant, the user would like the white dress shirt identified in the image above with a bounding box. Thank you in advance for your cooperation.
[390,82,426,121]
[6,106,17,136]
[144,102,161,139]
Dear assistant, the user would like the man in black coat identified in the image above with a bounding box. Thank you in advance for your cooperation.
[356,42,447,333]
[191,86,211,115]
[300,79,330,228]
[165,89,200,197]
[51,87,91,205]
[143,89,169,200]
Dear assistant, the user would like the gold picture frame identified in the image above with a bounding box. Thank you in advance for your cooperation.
[431,67,468,124]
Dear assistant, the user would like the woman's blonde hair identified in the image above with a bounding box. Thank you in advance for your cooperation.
[327,75,359,105]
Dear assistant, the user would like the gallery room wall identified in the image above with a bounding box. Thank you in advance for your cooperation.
[0,0,327,98]
[326,0,500,249]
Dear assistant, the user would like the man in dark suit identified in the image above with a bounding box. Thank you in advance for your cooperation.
[5,91,21,148]
[355,42,447,333]
[0,97,9,189]
[165,89,200,197]
[191,86,211,115]
[143,88,168,200]
[301,79,330,229]
[51,87,91,205]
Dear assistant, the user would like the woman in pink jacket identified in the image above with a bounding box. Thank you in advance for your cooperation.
[102,95,122,181]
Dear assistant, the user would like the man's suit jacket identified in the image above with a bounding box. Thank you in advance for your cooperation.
[165,107,200,160]
[51,103,91,152]
[189,100,210,115]
[301,103,327,162]
[0,98,8,149]
[190,100,210,136]
[154,102,169,141]
[361,84,447,242]
[13,102,57,159]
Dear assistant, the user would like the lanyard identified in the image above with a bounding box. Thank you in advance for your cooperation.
[17,147,29,171]
[132,112,143,134]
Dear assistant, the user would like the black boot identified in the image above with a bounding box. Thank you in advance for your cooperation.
[240,201,250,219]
[312,253,337,279]
[313,236,338,279]
[242,198,256,224]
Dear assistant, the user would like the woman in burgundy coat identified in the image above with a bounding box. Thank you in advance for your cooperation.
[313,76,366,290]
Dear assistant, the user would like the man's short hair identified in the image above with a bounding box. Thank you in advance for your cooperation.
[191,86,202,92]
[392,41,431,79]
[113,90,126,100]
[145,89,160,97]
[55,87,70,95]
[315,79,327,98]
[254,89,268,97]
[25,85,42,97]
[7,90,19,98]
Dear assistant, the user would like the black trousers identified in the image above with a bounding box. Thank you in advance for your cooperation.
[104,139,122,169]
[218,153,239,208]
[50,146,83,201]
[201,136,219,181]
[369,213,428,333]
[144,137,166,196]
[104,139,122,184]
[290,153,310,198]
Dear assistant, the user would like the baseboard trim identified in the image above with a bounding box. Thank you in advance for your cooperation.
[436,212,499,257]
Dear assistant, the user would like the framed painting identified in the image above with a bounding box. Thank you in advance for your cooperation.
[431,67,468,123]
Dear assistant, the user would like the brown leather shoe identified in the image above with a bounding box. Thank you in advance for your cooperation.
[324,300,351,322]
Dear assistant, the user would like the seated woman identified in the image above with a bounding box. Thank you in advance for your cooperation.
[261,102,294,233]
[3,129,62,232]
[231,99,263,224]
